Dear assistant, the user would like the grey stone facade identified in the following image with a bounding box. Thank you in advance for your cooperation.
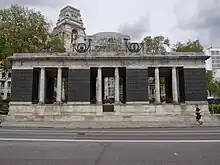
[0,68,11,100]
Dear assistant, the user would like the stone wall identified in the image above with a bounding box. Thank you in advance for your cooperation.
[11,69,33,102]
[67,69,90,102]
[184,68,207,101]
[126,69,148,102]
[7,104,211,122]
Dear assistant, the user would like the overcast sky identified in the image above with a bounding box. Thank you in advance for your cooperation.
[0,0,220,46]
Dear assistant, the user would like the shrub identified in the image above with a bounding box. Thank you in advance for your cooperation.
[0,98,9,115]
[209,104,220,114]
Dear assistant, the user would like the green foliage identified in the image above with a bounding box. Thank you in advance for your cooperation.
[46,35,65,53]
[209,82,218,95]
[0,5,65,69]
[214,82,220,97]
[209,104,220,114]
[143,35,170,54]
[172,40,203,52]
[0,98,9,115]
[206,71,220,97]
[206,71,213,84]
[206,71,220,98]
[206,71,217,94]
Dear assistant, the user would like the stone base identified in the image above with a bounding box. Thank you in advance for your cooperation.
[0,115,6,123]
[6,103,212,122]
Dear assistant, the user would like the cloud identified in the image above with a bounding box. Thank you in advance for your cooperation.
[176,0,220,45]
[118,14,150,40]
[0,0,67,8]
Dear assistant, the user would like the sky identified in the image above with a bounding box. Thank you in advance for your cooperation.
[0,0,220,46]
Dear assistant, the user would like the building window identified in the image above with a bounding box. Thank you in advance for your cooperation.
[212,51,220,55]
[1,92,4,96]
[1,82,5,88]
[8,72,11,78]
[71,29,78,43]
[7,81,11,88]
[2,72,5,78]
[7,92,10,99]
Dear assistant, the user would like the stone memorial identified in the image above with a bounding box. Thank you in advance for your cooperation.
[7,5,211,122]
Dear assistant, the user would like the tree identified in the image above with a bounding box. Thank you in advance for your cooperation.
[0,97,9,115]
[215,82,220,97]
[206,71,213,84]
[172,40,203,52]
[206,71,217,95]
[0,5,65,69]
[143,35,170,54]
[205,71,220,98]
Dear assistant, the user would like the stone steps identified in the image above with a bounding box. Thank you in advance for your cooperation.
[7,113,209,122]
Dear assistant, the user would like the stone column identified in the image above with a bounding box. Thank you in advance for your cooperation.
[61,79,65,101]
[172,67,178,103]
[115,67,120,103]
[56,67,62,103]
[96,67,102,103]
[155,67,160,103]
[39,67,45,104]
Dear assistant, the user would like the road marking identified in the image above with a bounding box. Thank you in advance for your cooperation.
[0,138,220,143]
[1,129,220,133]
[1,132,220,136]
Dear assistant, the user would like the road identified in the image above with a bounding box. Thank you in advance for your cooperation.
[0,127,220,165]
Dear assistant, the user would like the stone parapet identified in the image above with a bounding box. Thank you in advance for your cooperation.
[9,53,209,61]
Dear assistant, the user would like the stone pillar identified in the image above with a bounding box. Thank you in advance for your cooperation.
[56,67,62,103]
[96,67,102,103]
[172,67,178,103]
[61,79,65,101]
[115,67,120,103]
[155,67,160,103]
[39,67,45,104]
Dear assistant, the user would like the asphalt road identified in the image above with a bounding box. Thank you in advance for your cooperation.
[0,127,220,165]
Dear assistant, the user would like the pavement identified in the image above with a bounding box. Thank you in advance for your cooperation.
[2,120,220,129]
[1,114,220,129]
[0,127,220,164]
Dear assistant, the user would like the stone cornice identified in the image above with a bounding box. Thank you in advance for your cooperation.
[8,52,210,62]
[56,19,85,30]
[60,5,80,13]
